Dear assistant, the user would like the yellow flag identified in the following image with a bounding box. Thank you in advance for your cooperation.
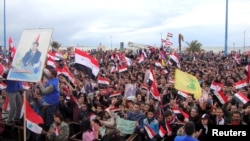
[174,69,202,99]
[161,59,166,67]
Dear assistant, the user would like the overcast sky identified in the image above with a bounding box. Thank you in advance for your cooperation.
[0,0,250,49]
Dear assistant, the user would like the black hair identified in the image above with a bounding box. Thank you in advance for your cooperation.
[184,121,195,136]
[53,111,64,121]
[80,118,92,132]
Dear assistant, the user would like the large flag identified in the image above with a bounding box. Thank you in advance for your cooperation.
[21,100,44,134]
[234,91,250,104]
[74,48,100,78]
[174,69,201,99]
[8,37,16,59]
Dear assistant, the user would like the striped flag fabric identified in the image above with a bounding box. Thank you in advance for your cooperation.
[234,91,250,104]
[177,91,189,99]
[97,76,110,85]
[233,79,248,89]
[118,66,128,73]
[144,125,156,139]
[20,100,44,134]
[210,81,223,91]
[213,90,227,104]
[0,82,7,90]
[172,108,189,121]
[159,125,167,138]
[75,48,100,77]
[167,32,173,37]
[22,82,31,90]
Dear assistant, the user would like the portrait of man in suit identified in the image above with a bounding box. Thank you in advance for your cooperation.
[22,34,42,67]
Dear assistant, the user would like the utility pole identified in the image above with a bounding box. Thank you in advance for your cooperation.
[224,0,228,56]
[160,33,162,47]
[3,0,6,55]
[244,31,246,53]
[110,36,112,50]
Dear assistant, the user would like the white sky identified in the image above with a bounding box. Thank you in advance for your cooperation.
[0,0,250,49]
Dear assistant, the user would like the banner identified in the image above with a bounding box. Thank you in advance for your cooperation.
[116,118,136,134]
[8,28,53,82]
[174,69,202,99]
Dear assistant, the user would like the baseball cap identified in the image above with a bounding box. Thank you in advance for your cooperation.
[201,114,209,119]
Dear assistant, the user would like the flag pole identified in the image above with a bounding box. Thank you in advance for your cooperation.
[23,91,27,141]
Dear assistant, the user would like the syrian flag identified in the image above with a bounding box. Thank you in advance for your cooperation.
[161,69,168,75]
[159,125,167,138]
[138,54,145,64]
[75,48,100,78]
[210,81,223,91]
[232,54,241,65]
[46,57,57,69]
[56,66,77,86]
[168,79,174,84]
[8,37,16,59]
[140,83,149,91]
[172,108,189,121]
[177,91,189,99]
[47,51,64,61]
[245,64,250,83]
[118,66,128,73]
[3,97,10,112]
[22,82,31,90]
[89,113,97,120]
[144,125,156,139]
[21,100,44,134]
[97,77,110,85]
[234,91,250,104]
[0,82,7,90]
[169,52,180,68]
[213,90,227,104]
[155,61,163,68]
[167,32,173,38]
[110,65,117,73]
[165,119,172,134]
[149,69,160,101]
[233,79,248,89]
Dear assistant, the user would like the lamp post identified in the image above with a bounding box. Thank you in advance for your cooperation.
[244,31,246,52]
[110,36,112,50]
[224,0,228,56]
[160,32,162,47]
[3,0,6,55]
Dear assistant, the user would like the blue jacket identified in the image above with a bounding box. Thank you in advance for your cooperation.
[5,80,22,93]
[43,78,60,105]
[143,117,159,135]
[174,136,199,141]
[127,111,146,131]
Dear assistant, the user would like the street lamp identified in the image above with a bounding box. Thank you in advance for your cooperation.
[3,0,6,55]
[244,31,246,52]
[160,33,162,47]
[110,36,112,50]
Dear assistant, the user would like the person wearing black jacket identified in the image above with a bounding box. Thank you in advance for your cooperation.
[196,114,213,141]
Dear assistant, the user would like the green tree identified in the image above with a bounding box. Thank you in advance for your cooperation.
[185,40,203,52]
[51,41,61,51]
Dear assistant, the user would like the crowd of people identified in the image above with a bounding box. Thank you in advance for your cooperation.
[0,46,249,141]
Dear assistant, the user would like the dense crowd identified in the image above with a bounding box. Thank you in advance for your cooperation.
[0,46,250,141]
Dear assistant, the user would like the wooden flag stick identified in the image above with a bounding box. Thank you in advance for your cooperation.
[23,91,27,141]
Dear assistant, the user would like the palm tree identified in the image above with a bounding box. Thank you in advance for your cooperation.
[51,41,61,51]
[178,33,184,52]
[185,40,203,52]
